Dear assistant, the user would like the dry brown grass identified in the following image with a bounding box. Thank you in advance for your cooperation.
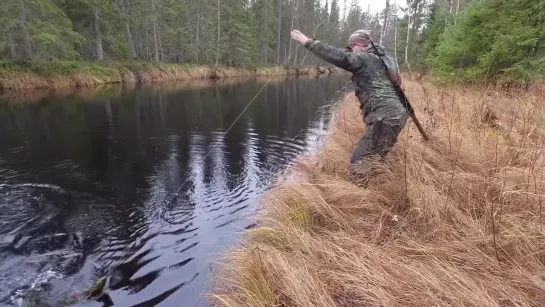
[1,63,336,91]
[0,84,124,103]
[0,68,124,91]
[0,75,296,104]
[209,77,545,307]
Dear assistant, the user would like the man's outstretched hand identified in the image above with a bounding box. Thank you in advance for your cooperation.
[291,30,309,45]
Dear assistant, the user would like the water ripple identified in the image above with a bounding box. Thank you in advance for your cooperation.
[0,75,347,306]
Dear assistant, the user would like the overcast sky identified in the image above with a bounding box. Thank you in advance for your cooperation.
[338,0,407,17]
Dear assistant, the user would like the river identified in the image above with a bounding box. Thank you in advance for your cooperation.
[0,75,350,306]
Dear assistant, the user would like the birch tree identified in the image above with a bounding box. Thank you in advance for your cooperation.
[380,0,390,45]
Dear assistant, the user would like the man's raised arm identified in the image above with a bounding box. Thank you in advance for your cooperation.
[290,30,364,73]
[303,39,364,72]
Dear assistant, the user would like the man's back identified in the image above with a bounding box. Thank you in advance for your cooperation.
[350,48,406,126]
[301,38,405,125]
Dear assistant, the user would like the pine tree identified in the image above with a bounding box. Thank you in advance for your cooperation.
[0,0,84,60]
[0,0,541,83]
[420,0,447,67]
[329,0,339,31]
[429,0,545,82]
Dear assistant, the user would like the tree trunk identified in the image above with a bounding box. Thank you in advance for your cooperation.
[455,0,460,15]
[263,0,268,64]
[135,25,144,59]
[151,0,159,62]
[454,0,460,24]
[293,3,300,65]
[215,0,220,68]
[93,6,104,61]
[380,0,390,45]
[8,32,17,59]
[145,18,150,60]
[531,37,542,57]
[288,0,296,65]
[196,10,201,63]
[19,0,33,59]
[404,15,412,77]
[294,36,299,66]
[177,19,184,62]
[120,0,137,58]
[125,23,137,59]
[157,18,163,61]
[276,0,282,64]
[394,1,398,64]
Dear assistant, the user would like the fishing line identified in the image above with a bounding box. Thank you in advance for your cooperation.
[162,22,326,209]
[81,21,330,307]
[75,21,327,305]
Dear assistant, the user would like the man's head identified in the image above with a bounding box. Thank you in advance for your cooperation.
[347,29,371,52]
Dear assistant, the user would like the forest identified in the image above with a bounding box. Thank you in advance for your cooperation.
[0,0,544,83]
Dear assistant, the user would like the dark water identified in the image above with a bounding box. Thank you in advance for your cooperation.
[0,75,350,306]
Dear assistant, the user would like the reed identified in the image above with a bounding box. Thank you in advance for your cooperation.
[210,77,545,307]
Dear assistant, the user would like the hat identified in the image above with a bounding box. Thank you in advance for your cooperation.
[348,29,371,45]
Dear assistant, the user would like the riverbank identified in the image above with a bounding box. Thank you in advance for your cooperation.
[0,61,338,91]
[210,79,545,306]
[0,74,341,104]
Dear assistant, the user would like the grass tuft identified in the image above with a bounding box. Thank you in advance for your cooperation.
[250,228,291,251]
[210,77,545,307]
[285,197,311,229]
[0,61,339,91]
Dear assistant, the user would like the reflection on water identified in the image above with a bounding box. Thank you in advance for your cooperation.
[0,75,350,306]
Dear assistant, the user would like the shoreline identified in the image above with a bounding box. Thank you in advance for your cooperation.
[0,61,339,92]
[209,79,545,306]
[0,73,345,104]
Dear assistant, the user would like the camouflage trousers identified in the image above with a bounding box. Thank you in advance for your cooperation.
[349,117,407,181]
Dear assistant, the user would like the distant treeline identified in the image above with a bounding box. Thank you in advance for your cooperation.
[0,0,543,82]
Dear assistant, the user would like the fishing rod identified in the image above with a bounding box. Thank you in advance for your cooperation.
[54,22,333,307]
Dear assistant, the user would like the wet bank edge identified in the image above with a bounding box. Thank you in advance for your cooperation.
[205,90,353,305]
[0,73,347,104]
[0,62,342,92]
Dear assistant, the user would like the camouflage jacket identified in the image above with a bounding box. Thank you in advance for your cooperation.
[304,39,407,126]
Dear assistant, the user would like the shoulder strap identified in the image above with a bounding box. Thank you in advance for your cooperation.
[370,42,402,86]
[368,41,430,142]
[370,41,413,114]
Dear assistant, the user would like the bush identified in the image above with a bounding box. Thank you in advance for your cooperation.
[428,0,545,83]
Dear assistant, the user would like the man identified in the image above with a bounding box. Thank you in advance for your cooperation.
[290,29,407,181]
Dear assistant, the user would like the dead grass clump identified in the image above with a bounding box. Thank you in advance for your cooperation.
[0,70,51,90]
[2,63,323,91]
[211,77,545,307]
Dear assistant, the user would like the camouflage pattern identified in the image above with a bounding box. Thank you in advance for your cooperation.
[349,118,405,164]
[303,38,408,165]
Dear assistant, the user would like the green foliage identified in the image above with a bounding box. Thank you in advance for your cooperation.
[0,60,118,77]
[420,2,448,67]
[0,0,542,85]
[0,0,375,67]
[0,60,201,83]
[0,0,85,61]
[227,0,258,66]
[428,0,545,83]
[327,0,340,45]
